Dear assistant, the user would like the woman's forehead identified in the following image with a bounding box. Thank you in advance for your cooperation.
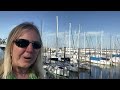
[17,29,40,40]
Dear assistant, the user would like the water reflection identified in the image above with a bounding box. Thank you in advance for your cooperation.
[0,48,4,60]
[69,64,120,79]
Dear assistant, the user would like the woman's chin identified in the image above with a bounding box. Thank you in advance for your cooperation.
[19,63,31,68]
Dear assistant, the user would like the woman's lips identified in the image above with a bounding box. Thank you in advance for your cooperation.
[24,57,31,59]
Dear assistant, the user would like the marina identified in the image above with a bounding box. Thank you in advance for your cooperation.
[41,16,120,79]
[42,48,120,79]
[1,23,120,79]
[1,43,120,79]
[1,13,120,79]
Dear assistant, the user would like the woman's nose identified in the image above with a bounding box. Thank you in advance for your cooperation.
[26,43,34,53]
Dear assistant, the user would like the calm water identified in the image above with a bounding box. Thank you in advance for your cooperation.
[0,49,4,60]
[69,64,120,79]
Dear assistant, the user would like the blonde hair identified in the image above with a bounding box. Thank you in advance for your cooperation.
[1,22,44,79]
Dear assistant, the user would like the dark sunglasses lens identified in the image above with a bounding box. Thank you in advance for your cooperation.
[33,42,41,49]
[15,39,29,48]
[15,39,41,49]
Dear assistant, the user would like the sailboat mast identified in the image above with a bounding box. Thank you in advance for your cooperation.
[56,16,59,57]
[41,20,43,40]
[78,24,80,48]
[100,31,103,57]
[95,33,97,56]
[69,23,71,54]
[84,32,86,53]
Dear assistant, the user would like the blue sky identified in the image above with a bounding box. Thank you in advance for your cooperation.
[0,11,120,38]
[1,11,120,48]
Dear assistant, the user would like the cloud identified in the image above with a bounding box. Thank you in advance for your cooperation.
[86,31,103,35]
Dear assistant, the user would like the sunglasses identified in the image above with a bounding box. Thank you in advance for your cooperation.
[14,39,42,49]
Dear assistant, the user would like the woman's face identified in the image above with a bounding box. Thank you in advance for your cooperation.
[11,29,40,68]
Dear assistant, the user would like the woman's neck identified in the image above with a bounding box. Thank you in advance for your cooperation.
[12,66,29,79]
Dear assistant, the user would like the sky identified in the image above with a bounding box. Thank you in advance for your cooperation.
[1,11,120,48]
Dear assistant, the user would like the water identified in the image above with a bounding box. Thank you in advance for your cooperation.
[45,64,120,79]
[0,49,4,60]
[69,64,120,79]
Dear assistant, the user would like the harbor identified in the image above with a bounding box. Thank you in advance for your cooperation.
[1,36,120,79]
[43,47,120,79]
[1,12,120,79]
[40,16,120,79]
